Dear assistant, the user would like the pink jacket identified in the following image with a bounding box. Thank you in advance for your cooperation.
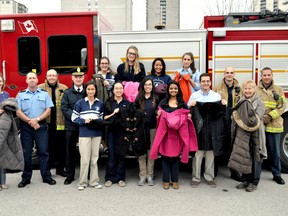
[149,107,198,163]
[123,81,139,102]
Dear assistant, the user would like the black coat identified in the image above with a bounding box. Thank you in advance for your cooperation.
[109,107,148,157]
[61,86,84,130]
[191,101,228,156]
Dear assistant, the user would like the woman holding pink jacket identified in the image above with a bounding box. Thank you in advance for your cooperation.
[150,81,198,190]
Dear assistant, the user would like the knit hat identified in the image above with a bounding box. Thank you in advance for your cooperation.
[232,99,260,132]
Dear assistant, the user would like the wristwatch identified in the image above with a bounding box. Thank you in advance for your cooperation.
[37,117,40,122]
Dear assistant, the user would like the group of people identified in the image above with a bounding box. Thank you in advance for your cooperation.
[0,45,286,193]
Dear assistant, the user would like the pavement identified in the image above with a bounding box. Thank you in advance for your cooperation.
[1,158,288,216]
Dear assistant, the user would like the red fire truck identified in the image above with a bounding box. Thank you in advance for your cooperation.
[0,11,108,97]
[1,11,288,171]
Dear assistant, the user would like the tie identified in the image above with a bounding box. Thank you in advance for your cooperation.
[77,88,80,92]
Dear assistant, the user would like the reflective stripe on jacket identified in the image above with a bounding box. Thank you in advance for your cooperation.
[257,80,286,133]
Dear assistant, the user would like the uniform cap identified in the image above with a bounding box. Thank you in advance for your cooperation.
[71,67,85,76]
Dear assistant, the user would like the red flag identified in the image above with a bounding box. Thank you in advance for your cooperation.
[18,20,38,34]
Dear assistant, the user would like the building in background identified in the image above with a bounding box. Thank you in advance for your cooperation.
[146,0,179,30]
[0,0,28,14]
[61,0,98,12]
[61,0,132,31]
[254,0,288,12]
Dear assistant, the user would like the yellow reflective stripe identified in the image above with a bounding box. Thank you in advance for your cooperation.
[263,101,277,109]
[56,100,61,107]
[57,125,65,130]
[265,126,283,133]
[269,110,280,119]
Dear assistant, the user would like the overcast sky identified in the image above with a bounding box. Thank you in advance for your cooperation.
[16,0,204,29]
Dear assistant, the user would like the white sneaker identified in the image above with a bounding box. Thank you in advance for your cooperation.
[147,177,154,186]
[105,181,113,187]
[94,182,103,189]
[138,178,146,186]
[118,180,126,187]
[77,185,85,191]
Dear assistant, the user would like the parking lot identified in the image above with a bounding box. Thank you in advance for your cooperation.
[1,158,288,216]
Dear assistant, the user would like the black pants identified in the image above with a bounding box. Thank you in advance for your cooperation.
[65,130,79,179]
[47,123,66,171]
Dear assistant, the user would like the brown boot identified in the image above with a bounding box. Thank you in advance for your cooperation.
[172,182,179,189]
[163,182,169,190]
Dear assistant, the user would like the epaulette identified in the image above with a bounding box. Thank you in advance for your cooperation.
[39,88,47,92]
[19,90,26,92]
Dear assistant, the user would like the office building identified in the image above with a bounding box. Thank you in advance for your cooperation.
[147,0,180,30]
[0,0,28,14]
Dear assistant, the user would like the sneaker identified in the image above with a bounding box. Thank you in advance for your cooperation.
[207,180,217,188]
[138,178,146,186]
[118,180,126,187]
[94,182,103,189]
[245,183,257,192]
[105,180,113,187]
[191,180,200,188]
[77,185,85,191]
[0,184,8,189]
[147,177,154,186]
[236,182,249,189]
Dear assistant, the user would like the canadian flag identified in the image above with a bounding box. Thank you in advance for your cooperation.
[18,20,38,34]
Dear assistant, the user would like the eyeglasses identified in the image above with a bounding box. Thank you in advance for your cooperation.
[144,83,153,86]
[128,52,136,56]
[225,72,234,74]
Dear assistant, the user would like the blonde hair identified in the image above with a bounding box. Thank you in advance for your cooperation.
[0,76,5,91]
[124,45,141,74]
[242,80,256,89]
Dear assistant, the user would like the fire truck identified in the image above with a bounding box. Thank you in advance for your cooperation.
[0,11,109,97]
[1,9,288,171]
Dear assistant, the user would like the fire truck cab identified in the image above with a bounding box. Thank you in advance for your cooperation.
[0,12,102,97]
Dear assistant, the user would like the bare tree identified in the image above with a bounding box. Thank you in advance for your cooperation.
[202,0,257,15]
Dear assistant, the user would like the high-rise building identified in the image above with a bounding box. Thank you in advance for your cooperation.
[61,0,98,12]
[61,0,132,31]
[0,0,28,14]
[146,0,180,30]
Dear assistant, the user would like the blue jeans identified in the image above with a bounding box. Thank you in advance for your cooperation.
[105,130,125,182]
[162,156,179,183]
[0,169,6,184]
[20,123,51,182]
[266,132,282,176]
[242,161,262,186]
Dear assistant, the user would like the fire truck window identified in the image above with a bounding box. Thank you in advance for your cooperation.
[18,37,41,75]
[48,35,87,74]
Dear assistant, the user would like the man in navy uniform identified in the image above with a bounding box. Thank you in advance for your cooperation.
[61,68,85,185]
[17,72,56,188]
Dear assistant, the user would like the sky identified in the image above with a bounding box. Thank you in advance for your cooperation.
[16,0,203,29]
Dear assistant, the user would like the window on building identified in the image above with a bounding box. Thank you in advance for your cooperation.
[18,37,41,75]
[48,35,87,74]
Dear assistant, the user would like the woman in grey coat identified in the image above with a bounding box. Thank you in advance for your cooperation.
[228,80,266,192]
[0,98,24,190]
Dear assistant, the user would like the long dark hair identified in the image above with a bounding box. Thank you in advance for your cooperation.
[135,77,156,110]
[161,81,186,108]
[182,52,196,74]
[150,57,166,76]
[83,81,97,98]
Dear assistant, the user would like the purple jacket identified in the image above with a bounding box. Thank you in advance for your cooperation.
[149,107,198,163]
